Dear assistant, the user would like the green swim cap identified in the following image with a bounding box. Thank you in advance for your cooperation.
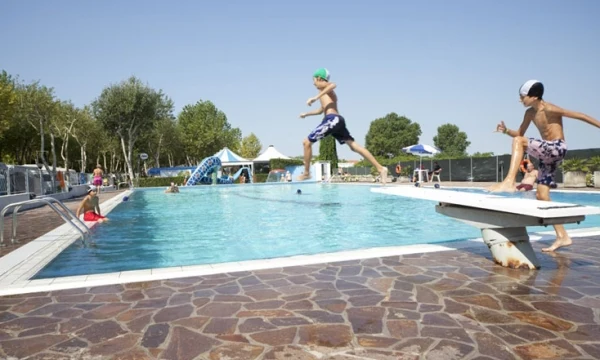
[313,68,330,81]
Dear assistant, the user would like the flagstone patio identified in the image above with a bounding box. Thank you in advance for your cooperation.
[1,237,600,359]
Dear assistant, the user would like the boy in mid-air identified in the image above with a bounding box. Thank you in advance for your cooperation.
[490,80,600,252]
[298,68,388,184]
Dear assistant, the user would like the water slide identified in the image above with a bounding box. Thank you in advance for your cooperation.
[230,167,253,183]
[185,156,221,186]
[185,156,253,186]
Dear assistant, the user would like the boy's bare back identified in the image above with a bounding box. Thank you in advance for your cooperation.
[524,102,566,142]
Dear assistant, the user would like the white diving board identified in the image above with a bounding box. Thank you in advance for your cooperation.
[371,186,600,270]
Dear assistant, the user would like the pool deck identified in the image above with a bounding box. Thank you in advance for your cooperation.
[1,183,600,359]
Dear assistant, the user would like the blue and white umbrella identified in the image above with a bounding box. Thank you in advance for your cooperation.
[402,144,441,167]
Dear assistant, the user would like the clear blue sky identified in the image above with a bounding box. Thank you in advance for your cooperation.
[2,0,599,160]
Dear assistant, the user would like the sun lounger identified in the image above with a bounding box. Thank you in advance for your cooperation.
[371,186,600,270]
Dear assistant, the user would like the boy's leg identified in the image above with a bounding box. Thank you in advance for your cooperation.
[537,184,572,252]
[489,136,530,192]
[346,140,388,185]
[297,138,313,181]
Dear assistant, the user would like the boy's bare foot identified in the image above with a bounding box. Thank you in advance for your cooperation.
[380,167,388,185]
[297,172,312,181]
[488,181,516,193]
[542,236,572,252]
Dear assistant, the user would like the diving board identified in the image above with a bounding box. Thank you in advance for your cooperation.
[371,186,600,270]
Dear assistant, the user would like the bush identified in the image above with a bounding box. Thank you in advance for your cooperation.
[270,158,303,169]
[138,176,186,187]
[254,174,268,183]
[560,158,588,172]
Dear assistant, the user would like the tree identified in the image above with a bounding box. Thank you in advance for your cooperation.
[239,133,262,159]
[0,70,17,137]
[92,76,174,182]
[177,100,241,165]
[18,80,59,189]
[433,123,471,157]
[318,136,339,170]
[365,113,422,157]
[472,151,494,157]
[139,116,179,168]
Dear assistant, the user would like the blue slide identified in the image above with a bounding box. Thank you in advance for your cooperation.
[185,156,221,186]
[230,167,253,183]
[185,157,253,186]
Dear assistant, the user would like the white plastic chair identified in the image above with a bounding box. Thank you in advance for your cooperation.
[431,172,441,183]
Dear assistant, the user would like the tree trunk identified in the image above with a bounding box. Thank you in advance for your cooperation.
[80,144,87,173]
[60,134,70,184]
[38,118,56,193]
[120,135,135,185]
[103,152,108,173]
[168,153,173,167]
[154,135,163,168]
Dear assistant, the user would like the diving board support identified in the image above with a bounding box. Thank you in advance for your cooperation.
[371,186,600,270]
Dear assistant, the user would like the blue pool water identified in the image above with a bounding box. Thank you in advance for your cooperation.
[33,184,600,279]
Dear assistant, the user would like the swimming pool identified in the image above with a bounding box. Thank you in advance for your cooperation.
[32,184,600,279]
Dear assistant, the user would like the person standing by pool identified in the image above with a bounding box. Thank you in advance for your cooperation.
[298,68,388,184]
[92,164,103,193]
[490,80,600,252]
[76,186,108,223]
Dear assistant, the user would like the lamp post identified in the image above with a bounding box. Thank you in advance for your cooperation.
[138,153,148,187]
[36,160,43,195]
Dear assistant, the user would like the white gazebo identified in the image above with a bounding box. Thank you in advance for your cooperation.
[214,147,253,167]
[253,145,291,163]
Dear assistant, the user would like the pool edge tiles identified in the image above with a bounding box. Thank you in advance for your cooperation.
[0,189,133,290]
[1,227,600,296]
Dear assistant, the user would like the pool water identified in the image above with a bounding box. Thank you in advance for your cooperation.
[33,184,600,279]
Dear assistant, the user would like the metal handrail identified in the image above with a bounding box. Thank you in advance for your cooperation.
[1,198,90,246]
[117,182,131,190]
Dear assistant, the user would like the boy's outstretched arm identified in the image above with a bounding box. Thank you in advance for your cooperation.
[307,82,337,106]
[300,107,324,118]
[553,106,600,128]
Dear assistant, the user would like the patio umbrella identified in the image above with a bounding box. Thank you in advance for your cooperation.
[402,144,441,169]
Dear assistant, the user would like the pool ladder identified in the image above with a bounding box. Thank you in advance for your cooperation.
[0,198,90,247]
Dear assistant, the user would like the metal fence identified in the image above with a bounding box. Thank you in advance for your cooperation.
[335,147,600,183]
[0,164,126,196]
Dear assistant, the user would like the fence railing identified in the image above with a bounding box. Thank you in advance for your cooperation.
[0,165,126,196]
[335,147,600,184]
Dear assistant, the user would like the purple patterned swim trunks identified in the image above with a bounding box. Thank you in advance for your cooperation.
[526,138,567,186]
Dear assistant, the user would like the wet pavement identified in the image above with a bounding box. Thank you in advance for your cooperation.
[1,237,600,359]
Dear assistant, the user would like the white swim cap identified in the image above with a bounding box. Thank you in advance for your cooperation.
[519,80,544,98]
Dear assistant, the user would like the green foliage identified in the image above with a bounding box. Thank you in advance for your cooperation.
[365,113,421,157]
[92,76,174,179]
[177,100,241,163]
[471,152,494,158]
[0,70,17,137]
[270,158,303,170]
[138,176,186,187]
[240,133,262,159]
[586,156,600,172]
[433,123,471,157]
[586,172,594,187]
[318,136,339,170]
[560,158,588,172]
[255,173,268,183]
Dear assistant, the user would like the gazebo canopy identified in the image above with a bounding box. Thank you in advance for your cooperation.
[214,147,253,166]
[253,145,291,162]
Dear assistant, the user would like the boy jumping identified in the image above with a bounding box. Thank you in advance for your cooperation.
[490,79,600,252]
[298,68,388,184]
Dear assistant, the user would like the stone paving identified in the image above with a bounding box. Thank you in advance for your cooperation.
[1,237,600,359]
